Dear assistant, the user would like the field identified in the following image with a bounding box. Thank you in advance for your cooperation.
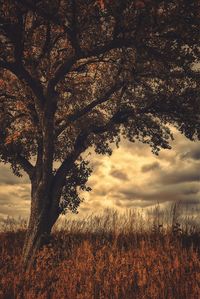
[0,208,200,299]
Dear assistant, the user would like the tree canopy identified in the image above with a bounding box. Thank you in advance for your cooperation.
[0,0,199,214]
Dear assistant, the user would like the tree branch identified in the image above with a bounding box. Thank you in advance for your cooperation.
[48,37,136,92]
[17,0,62,26]
[0,92,17,101]
[67,0,82,56]
[136,69,200,82]
[0,60,45,109]
[16,154,34,179]
[56,80,125,136]
[37,22,51,63]
[52,107,135,210]
[47,56,77,94]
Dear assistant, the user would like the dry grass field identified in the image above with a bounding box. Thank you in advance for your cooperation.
[0,208,200,299]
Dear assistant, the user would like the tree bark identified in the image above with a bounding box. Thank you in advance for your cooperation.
[22,183,60,272]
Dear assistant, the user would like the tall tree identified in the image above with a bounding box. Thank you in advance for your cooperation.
[0,0,199,270]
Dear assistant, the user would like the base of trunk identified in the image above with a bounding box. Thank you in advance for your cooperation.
[22,210,57,272]
[22,186,60,271]
[22,229,51,272]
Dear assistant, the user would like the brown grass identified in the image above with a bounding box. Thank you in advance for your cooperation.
[0,208,200,299]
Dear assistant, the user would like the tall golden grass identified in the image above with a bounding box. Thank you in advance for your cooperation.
[0,207,200,299]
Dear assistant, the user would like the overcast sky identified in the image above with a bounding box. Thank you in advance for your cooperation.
[0,128,200,222]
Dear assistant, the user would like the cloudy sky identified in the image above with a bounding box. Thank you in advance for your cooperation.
[0,128,200,222]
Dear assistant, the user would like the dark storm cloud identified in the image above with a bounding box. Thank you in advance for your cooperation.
[158,167,200,185]
[141,162,160,173]
[114,198,156,208]
[88,132,200,215]
[182,186,200,195]
[0,165,29,185]
[0,185,30,204]
[180,148,200,161]
[0,170,20,185]
[95,188,108,196]
[0,179,31,219]
[115,182,200,208]
[110,169,128,181]
[0,165,32,218]
[114,190,141,200]
[1,129,200,219]
[180,198,200,206]
[0,195,12,205]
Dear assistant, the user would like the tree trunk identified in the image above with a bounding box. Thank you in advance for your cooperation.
[22,185,60,272]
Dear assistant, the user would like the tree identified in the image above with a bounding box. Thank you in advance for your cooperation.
[0,0,199,270]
